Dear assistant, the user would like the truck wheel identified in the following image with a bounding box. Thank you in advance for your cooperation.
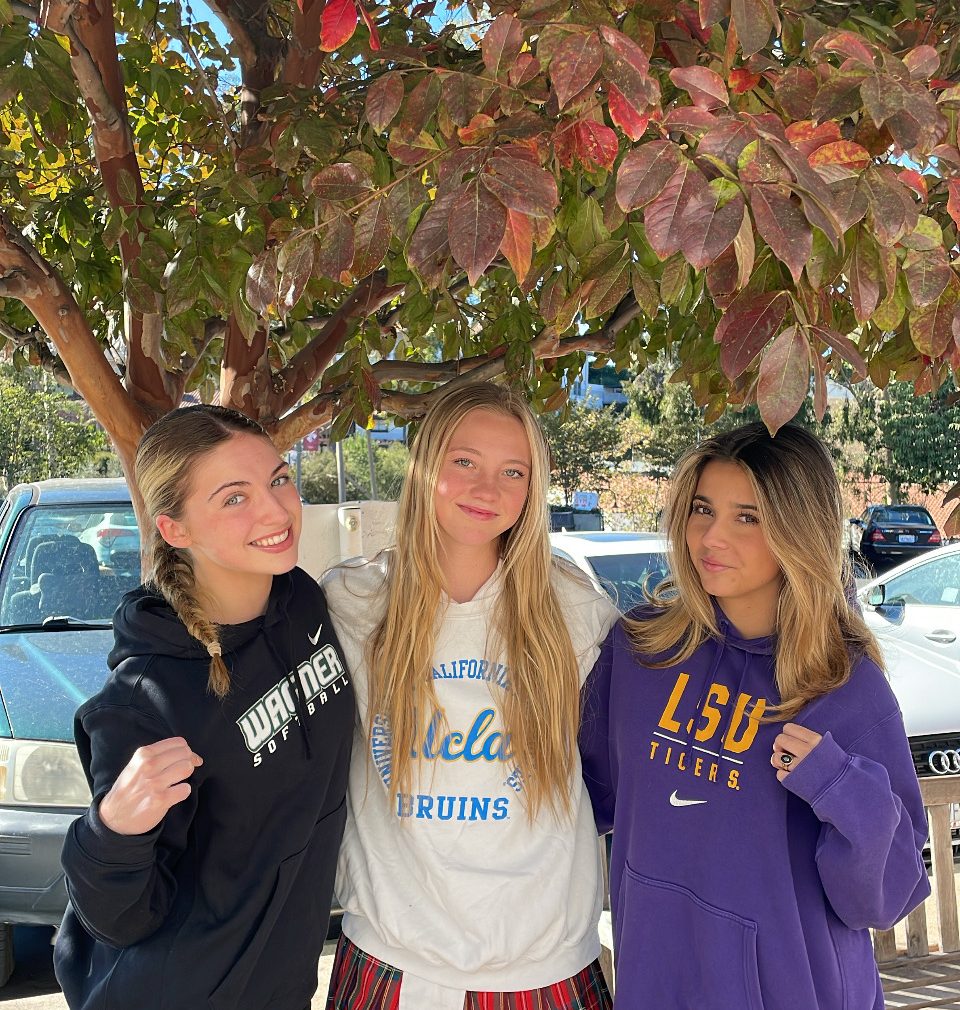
[0,923,14,987]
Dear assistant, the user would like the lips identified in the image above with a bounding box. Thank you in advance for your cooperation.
[457,504,497,520]
[250,527,292,548]
[699,557,730,573]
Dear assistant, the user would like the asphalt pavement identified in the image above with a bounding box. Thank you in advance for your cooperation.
[0,927,336,1008]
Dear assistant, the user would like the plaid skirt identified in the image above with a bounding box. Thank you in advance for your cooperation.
[325,934,612,1010]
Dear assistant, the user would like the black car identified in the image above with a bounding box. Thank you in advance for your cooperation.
[849,504,942,574]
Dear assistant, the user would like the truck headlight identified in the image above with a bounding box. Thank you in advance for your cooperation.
[0,740,91,807]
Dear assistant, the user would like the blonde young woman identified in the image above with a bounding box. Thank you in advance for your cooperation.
[322,381,618,1010]
[54,406,354,1010]
[580,422,929,1010]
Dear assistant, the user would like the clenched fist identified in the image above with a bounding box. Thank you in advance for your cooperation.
[771,723,823,783]
[98,737,203,836]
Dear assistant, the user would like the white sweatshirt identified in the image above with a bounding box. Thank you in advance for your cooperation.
[322,555,618,1010]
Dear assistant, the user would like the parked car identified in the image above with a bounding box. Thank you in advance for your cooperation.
[550,531,669,611]
[0,478,139,986]
[848,504,942,575]
[78,511,140,568]
[859,543,960,833]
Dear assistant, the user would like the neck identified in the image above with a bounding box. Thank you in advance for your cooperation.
[196,571,274,625]
[716,595,778,640]
[439,542,500,603]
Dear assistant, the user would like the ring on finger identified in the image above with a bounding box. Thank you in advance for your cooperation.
[780,751,794,768]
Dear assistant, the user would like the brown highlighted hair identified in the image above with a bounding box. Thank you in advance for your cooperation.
[135,405,271,697]
[367,381,581,819]
[628,421,883,719]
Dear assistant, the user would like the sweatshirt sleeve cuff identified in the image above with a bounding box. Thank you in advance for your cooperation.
[72,796,163,866]
[779,731,850,806]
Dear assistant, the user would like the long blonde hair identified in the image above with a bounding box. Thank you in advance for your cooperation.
[135,405,273,697]
[628,422,882,719]
[368,381,580,818]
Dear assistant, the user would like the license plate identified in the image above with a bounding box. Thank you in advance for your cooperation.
[898,534,916,543]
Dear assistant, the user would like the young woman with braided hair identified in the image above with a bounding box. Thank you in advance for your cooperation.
[55,405,354,1010]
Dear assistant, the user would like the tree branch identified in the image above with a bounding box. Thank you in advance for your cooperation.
[0,211,152,466]
[275,269,404,413]
[271,392,336,452]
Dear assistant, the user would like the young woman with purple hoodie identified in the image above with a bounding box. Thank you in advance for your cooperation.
[580,422,929,1010]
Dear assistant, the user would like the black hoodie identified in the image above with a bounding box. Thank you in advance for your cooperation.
[54,566,354,1010]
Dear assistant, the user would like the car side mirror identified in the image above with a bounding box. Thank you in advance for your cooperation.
[867,584,886,607]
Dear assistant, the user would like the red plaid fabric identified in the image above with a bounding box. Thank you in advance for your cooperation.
[326,935,611,1010]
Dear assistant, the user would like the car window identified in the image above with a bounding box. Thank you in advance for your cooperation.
[873,507,935,526]
[586,552,669,611]
[884,554,960,607]
[0,505,140,626]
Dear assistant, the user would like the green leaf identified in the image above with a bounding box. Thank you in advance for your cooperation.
[567,196,608,258]
[904,248,951,309]
[659,255,688,306]
[848,230,881,324]
[910,276,960,357]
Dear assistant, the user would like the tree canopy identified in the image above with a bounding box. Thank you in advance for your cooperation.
[3,0,960,521]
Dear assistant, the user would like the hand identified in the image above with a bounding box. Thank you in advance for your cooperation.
[98,737,203,836]
[771,723,822,783]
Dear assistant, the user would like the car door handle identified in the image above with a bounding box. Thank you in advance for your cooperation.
[926,630,958,644]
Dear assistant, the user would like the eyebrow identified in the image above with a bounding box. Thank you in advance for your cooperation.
[692,493,758,511]
[448,446,530,466]
[208,462,287,500]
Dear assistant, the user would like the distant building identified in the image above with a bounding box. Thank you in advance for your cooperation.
[568,357,631,410]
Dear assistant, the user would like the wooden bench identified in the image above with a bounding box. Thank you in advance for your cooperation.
[599,776,960,1007]
[875,776,960,1008]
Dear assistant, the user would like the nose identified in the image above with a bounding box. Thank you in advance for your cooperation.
[259,487,295,528]
[699,518,727,550]
[470,470,498,501]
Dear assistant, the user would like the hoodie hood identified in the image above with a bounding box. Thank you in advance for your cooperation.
[108,572,296,668]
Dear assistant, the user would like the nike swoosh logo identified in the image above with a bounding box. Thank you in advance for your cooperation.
[308,624,323,645]
[669,790,707,807]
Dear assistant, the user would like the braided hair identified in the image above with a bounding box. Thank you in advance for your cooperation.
[135,405,271,697]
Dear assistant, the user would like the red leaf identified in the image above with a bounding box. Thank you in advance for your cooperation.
[729,68,761,94]
[387,129,440,165]
[732,0,778,58]
[607,84,650,141]
[809,325,867,379]
[847,230,881,324]
[904,45,939,81]
[904,247,951,308]
[245,248,278,316]
[757,325,810,435]
[898,169,928,201]
[310,163,370,202]
[669,66,729,110]
[481,156,558,218]
[599,26,651,77]
[807,140,871,171]
[680,181,745,270]
[749,184,812,284]
[662,107,719,133]
[716,290,789,380]
[616,140,683,211]
[948,179,960,230]
[861,167,919,247]
[365,73,404,133]
[482,13,524,79]
[448,180,508,286]
[554,122,577,170]
[700,0,731,29]
[911,276,960,357]
[357,0,380,49]
[457,114,497,146]
[352,199,393,279]
[278,234,316,311]
[315,213,355,282]
[784,120,841,159]
[320,0,358,52]
[698,120,756,167]
[500,209,533,283]
[408,191,456,288]
[644,162,711,261]
[551,31,603,109]
[573,120,618,171]
[812,29,878,68]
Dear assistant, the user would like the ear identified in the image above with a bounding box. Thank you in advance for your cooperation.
[156,514,191,550]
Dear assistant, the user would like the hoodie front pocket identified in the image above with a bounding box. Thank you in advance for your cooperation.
[615,865,765,1010]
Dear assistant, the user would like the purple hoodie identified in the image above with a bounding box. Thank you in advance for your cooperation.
[580,609,929,1010]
